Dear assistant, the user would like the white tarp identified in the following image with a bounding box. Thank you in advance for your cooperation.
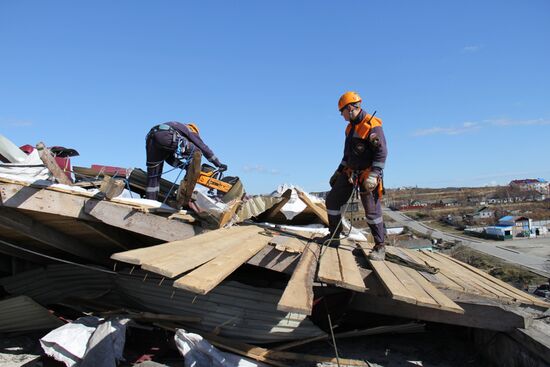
[174,329,268,367]
[40,316,128,367]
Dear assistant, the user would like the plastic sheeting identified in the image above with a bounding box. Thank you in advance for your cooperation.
[174,329,268,367]
[40,316,128,367]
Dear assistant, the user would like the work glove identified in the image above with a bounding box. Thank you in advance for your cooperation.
[364,172,379,192]
[329,171,340,187]
[218,163,228,172]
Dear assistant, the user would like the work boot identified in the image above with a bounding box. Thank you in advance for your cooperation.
[369,243,386,261]
[316,234,341,248]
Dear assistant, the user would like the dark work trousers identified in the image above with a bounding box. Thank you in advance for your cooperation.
[145,130,178,200]
[325,173,385,244]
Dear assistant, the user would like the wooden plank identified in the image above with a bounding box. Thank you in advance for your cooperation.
[173,235,272,294]
[385,261,440,308]
[269,235,305,254]
[402,266,464,313]
[277,242,320,315]
[413,250,494,297]
[111,225,257,266]
[141,227,262,277]
[0,206,108,263]
[84,199,198,242]
[437,252,550,308]
[35,142,73,185]
[350,293,529,332]
[99,176,125,200]
[358,244,417,304]
[295,189,329,226]
[338,248,368,292]
[421,251,517,302]
[394,248,465,291]
[317,246,342,284]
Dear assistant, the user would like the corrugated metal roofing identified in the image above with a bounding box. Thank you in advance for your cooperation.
[0,264,114,305]
[0,265,324,343]
[0,295,63,332]
[114,274,324,343]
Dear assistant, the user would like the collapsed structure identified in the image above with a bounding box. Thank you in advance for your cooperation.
[0,135,549,366]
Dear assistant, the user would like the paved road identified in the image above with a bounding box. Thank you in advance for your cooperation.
[384,208,550,277]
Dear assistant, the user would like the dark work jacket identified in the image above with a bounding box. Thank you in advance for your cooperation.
[165,122,221,167]
[339,110,387,175]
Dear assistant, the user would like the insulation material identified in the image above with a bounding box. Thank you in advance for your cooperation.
[174,329,268,367]
[271,184,306,220]
[40,316,128,367]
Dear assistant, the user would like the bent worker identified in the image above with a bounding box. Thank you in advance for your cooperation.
[323,91,388,260]
[145,122,227,201]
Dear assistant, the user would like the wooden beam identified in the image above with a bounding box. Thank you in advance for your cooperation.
[0,181,94,220]
[35,142,72,185]
[338,247,368,292]
[173,235,272,294]
[350,293,529,332]
[84,199,198,242]
[277,242,320,315]
[99,176,125,200]
[0,207,108,263]
[296,190,329,226]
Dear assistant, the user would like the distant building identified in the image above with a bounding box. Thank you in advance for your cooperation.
[471,206,494,220]
[509,178,549,194]
[498,215,532,236]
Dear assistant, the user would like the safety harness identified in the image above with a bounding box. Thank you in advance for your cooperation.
[147,123,196,169]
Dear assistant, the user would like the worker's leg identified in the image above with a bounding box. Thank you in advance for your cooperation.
[360,188,385,244]
[360,187,386,260]
[145,131,175,200]
[325,174,354,238]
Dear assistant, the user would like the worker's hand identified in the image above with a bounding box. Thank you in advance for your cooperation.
[329,171,340,187]
[218,164,228,172]
[364,173,379,192]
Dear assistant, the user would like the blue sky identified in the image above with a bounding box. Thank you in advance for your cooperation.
[1,1,549,194]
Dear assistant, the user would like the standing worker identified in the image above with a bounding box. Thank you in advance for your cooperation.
[145,122,227,202]
[323,91,388,260]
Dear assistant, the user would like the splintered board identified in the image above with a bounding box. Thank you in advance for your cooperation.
[172,235,272,294]
[317,246,367,292]
[359,245,463,313]
[277,242,321,315]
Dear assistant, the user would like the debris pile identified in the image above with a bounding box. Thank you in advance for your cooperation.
[1,134,549,367]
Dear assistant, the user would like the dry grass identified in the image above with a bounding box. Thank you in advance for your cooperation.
[448,245,547,288]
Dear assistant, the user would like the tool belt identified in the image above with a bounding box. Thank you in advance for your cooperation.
[146,123,179,145]
[343,167,384,198]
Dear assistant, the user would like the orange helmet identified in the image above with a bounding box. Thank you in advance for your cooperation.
[186,123,200,134]
[338,91,362,111]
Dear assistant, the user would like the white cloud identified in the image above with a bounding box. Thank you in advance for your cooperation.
[413,121,480,136]
[462,45,482,53]
[243,164,280,175]
[489,118,550,126]
[413,117,550,137]
[0,118,33,127]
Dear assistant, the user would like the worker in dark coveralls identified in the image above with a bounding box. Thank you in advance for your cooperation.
[323,91,388,260]
[145,122,227,201]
